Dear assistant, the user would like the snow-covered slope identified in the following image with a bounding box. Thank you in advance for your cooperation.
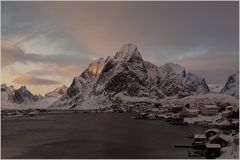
[172,93,238,109]
[45,85,67,97]
[51,43,210,109]
[208,84,224,93]
[221,72,239,97]
[50,58,106,109]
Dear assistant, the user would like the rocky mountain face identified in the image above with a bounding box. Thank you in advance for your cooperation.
[221,72,239,97]
[51,44,210,109]
[7,86,41,104]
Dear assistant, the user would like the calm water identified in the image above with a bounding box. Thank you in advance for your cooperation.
[2,112,206,159]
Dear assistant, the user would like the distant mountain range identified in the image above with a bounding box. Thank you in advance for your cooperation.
[1,84,67,109]
[1,44,238,110]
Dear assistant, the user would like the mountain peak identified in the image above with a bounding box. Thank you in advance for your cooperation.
[1,83,7,87]
[1,83,8,92]
[221,71,239,97]
[114,43,142,62]
[45,84,67,97]
[19,85,27,91]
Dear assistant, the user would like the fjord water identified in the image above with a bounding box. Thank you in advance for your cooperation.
[2,113,205,159]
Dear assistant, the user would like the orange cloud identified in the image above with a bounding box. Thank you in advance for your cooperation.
[27,64,83,77]
[13,75,61,85]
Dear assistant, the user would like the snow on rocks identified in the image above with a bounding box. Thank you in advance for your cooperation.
[221,72,239,97]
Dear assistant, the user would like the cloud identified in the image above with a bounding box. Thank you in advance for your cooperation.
[2,1,239,84]
[1,41,26,67]
[178,54,239,84]
[27,64,83,77]
[13,75,61,85]
[1,40,88,70]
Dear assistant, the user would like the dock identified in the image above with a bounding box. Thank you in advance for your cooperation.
[174,144,193,148]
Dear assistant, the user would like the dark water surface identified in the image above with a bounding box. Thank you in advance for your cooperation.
[2,113,206,159]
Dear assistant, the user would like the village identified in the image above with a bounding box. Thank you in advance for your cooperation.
[188,128,239,158]
[124,102,239,159]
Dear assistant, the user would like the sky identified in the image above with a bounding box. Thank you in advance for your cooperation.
[1,1,239,95]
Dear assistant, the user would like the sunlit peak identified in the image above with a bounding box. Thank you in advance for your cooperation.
[89,65,103,74]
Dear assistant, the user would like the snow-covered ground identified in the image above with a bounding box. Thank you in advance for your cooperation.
[218,134,239,159]
[1,95,61,110]
[172,93,238,108]
[184,114,222,124]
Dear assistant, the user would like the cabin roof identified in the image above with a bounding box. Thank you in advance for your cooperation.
[194,134,206,139]
[185,109,199,113]
[203,105,219,109]
[205,128,220,134]
[222,110,232,114]
[206,143,221,148]
[209,135,228,143]
[226,105,234,109]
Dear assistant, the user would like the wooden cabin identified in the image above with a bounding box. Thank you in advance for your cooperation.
[200,105,219,116]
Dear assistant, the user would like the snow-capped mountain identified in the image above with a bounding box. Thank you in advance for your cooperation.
[51,43,210,109]
[1,84,67,109]
[8,86,38,104]
[1,83,15,92]
[1,84,42,109]
[221,72,239,97]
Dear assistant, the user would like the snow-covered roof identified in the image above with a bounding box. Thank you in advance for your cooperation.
[194,134,206,139]
[205,128,220,134]
[233,134,239,139]
[226,106,234,109]
[232,119,239,124]
[206,143,221,148]
[203,105,219,109]
[209,135,229,142]
[222,110,232,114]
[186,109,199,113]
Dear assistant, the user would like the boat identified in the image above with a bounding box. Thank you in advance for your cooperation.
[132,113,147,119]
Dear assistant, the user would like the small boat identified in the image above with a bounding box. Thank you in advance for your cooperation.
[132,113,147,119]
